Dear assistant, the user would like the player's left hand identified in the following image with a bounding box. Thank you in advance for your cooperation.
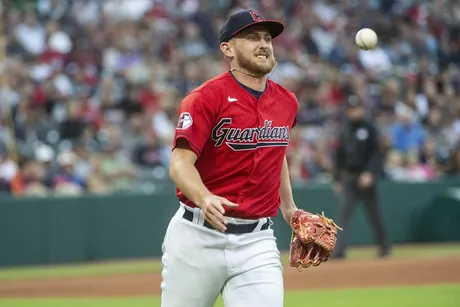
[288,210,342,271]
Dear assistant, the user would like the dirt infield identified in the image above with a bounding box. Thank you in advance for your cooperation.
[1,257,460,297]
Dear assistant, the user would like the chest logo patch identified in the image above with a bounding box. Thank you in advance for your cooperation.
[212,118,290,151]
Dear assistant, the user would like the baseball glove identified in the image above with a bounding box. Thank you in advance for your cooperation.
[289,210,342,271]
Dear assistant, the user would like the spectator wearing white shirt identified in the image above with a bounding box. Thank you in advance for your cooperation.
[15,11,46,55]
[0,143,18,183]
[358,47,393,74]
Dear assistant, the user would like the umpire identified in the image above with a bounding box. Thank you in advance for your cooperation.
[332,96,391,259]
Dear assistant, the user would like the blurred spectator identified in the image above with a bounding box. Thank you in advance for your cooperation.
[420,137,445,174]
[9,158,48,197]
[52,150,86,195]
[34,143,55,187]
[97,141,137,192]
[424,107,450,151]
[132,130,168,168]
[446,147,460,177]
[358,47,393,74]
[0,144,18,192]
[384,150,407,181]
[1,0,459,198]
[405,149,438,182]
[14,11,46,55]
[390,109,425,153]
[59,100,87,140]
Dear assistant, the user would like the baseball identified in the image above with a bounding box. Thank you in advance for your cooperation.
[355,28,378,50]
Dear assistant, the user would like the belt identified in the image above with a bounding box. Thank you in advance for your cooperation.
[182,209,270,234]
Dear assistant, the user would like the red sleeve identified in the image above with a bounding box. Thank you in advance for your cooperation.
[173,91,217,157]
[289,91,299,129]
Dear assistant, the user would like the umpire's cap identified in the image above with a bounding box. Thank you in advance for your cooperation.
[220,9,284,44]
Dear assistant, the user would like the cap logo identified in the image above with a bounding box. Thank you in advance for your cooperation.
[249,10,263,21]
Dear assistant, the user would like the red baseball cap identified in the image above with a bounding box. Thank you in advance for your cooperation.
[219,9,284,44]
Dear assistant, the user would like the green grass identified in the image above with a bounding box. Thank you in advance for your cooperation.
[1,284,459,307]
[1,243,459,281]
[0,260,161,281]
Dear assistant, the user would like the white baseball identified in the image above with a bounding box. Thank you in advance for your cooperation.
[355,28,378,50]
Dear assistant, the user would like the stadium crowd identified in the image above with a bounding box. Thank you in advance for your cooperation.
[0,0,460,197]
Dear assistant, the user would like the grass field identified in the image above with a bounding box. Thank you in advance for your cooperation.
[1,284,459,307]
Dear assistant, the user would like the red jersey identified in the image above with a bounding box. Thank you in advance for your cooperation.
[173,72,298,219]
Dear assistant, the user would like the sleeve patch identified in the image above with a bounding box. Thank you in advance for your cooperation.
[176,112,193,130]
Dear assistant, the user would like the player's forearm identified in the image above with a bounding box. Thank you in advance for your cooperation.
[169,160,212,208]
[279,157,297,223]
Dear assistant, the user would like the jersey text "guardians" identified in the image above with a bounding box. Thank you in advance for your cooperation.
[212,118,290,151]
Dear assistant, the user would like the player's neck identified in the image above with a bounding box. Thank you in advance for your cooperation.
[230,69,267,92]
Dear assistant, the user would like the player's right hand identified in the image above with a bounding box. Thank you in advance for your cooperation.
[199,195,239,232]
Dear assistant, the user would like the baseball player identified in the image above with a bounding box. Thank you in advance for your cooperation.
[161,9,299,307]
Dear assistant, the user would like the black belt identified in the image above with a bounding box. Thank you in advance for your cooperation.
[182,209,270,234]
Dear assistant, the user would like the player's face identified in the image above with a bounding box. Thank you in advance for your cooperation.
[231,26,276,76]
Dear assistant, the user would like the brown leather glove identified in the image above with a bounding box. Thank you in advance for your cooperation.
[289,210,342,271]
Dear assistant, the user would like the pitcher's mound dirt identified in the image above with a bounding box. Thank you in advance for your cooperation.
[1,257,459,297]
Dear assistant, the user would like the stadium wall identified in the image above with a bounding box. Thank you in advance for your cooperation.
[1,180,459,267]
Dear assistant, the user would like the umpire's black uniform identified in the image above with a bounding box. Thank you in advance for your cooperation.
[332,97,391,258]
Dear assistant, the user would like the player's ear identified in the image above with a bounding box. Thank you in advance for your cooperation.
[220,42,234,58]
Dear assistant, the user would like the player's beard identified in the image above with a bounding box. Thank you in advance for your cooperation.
[235,48,276,77]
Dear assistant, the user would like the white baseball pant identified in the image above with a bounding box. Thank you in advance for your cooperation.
[160,203,284,307]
